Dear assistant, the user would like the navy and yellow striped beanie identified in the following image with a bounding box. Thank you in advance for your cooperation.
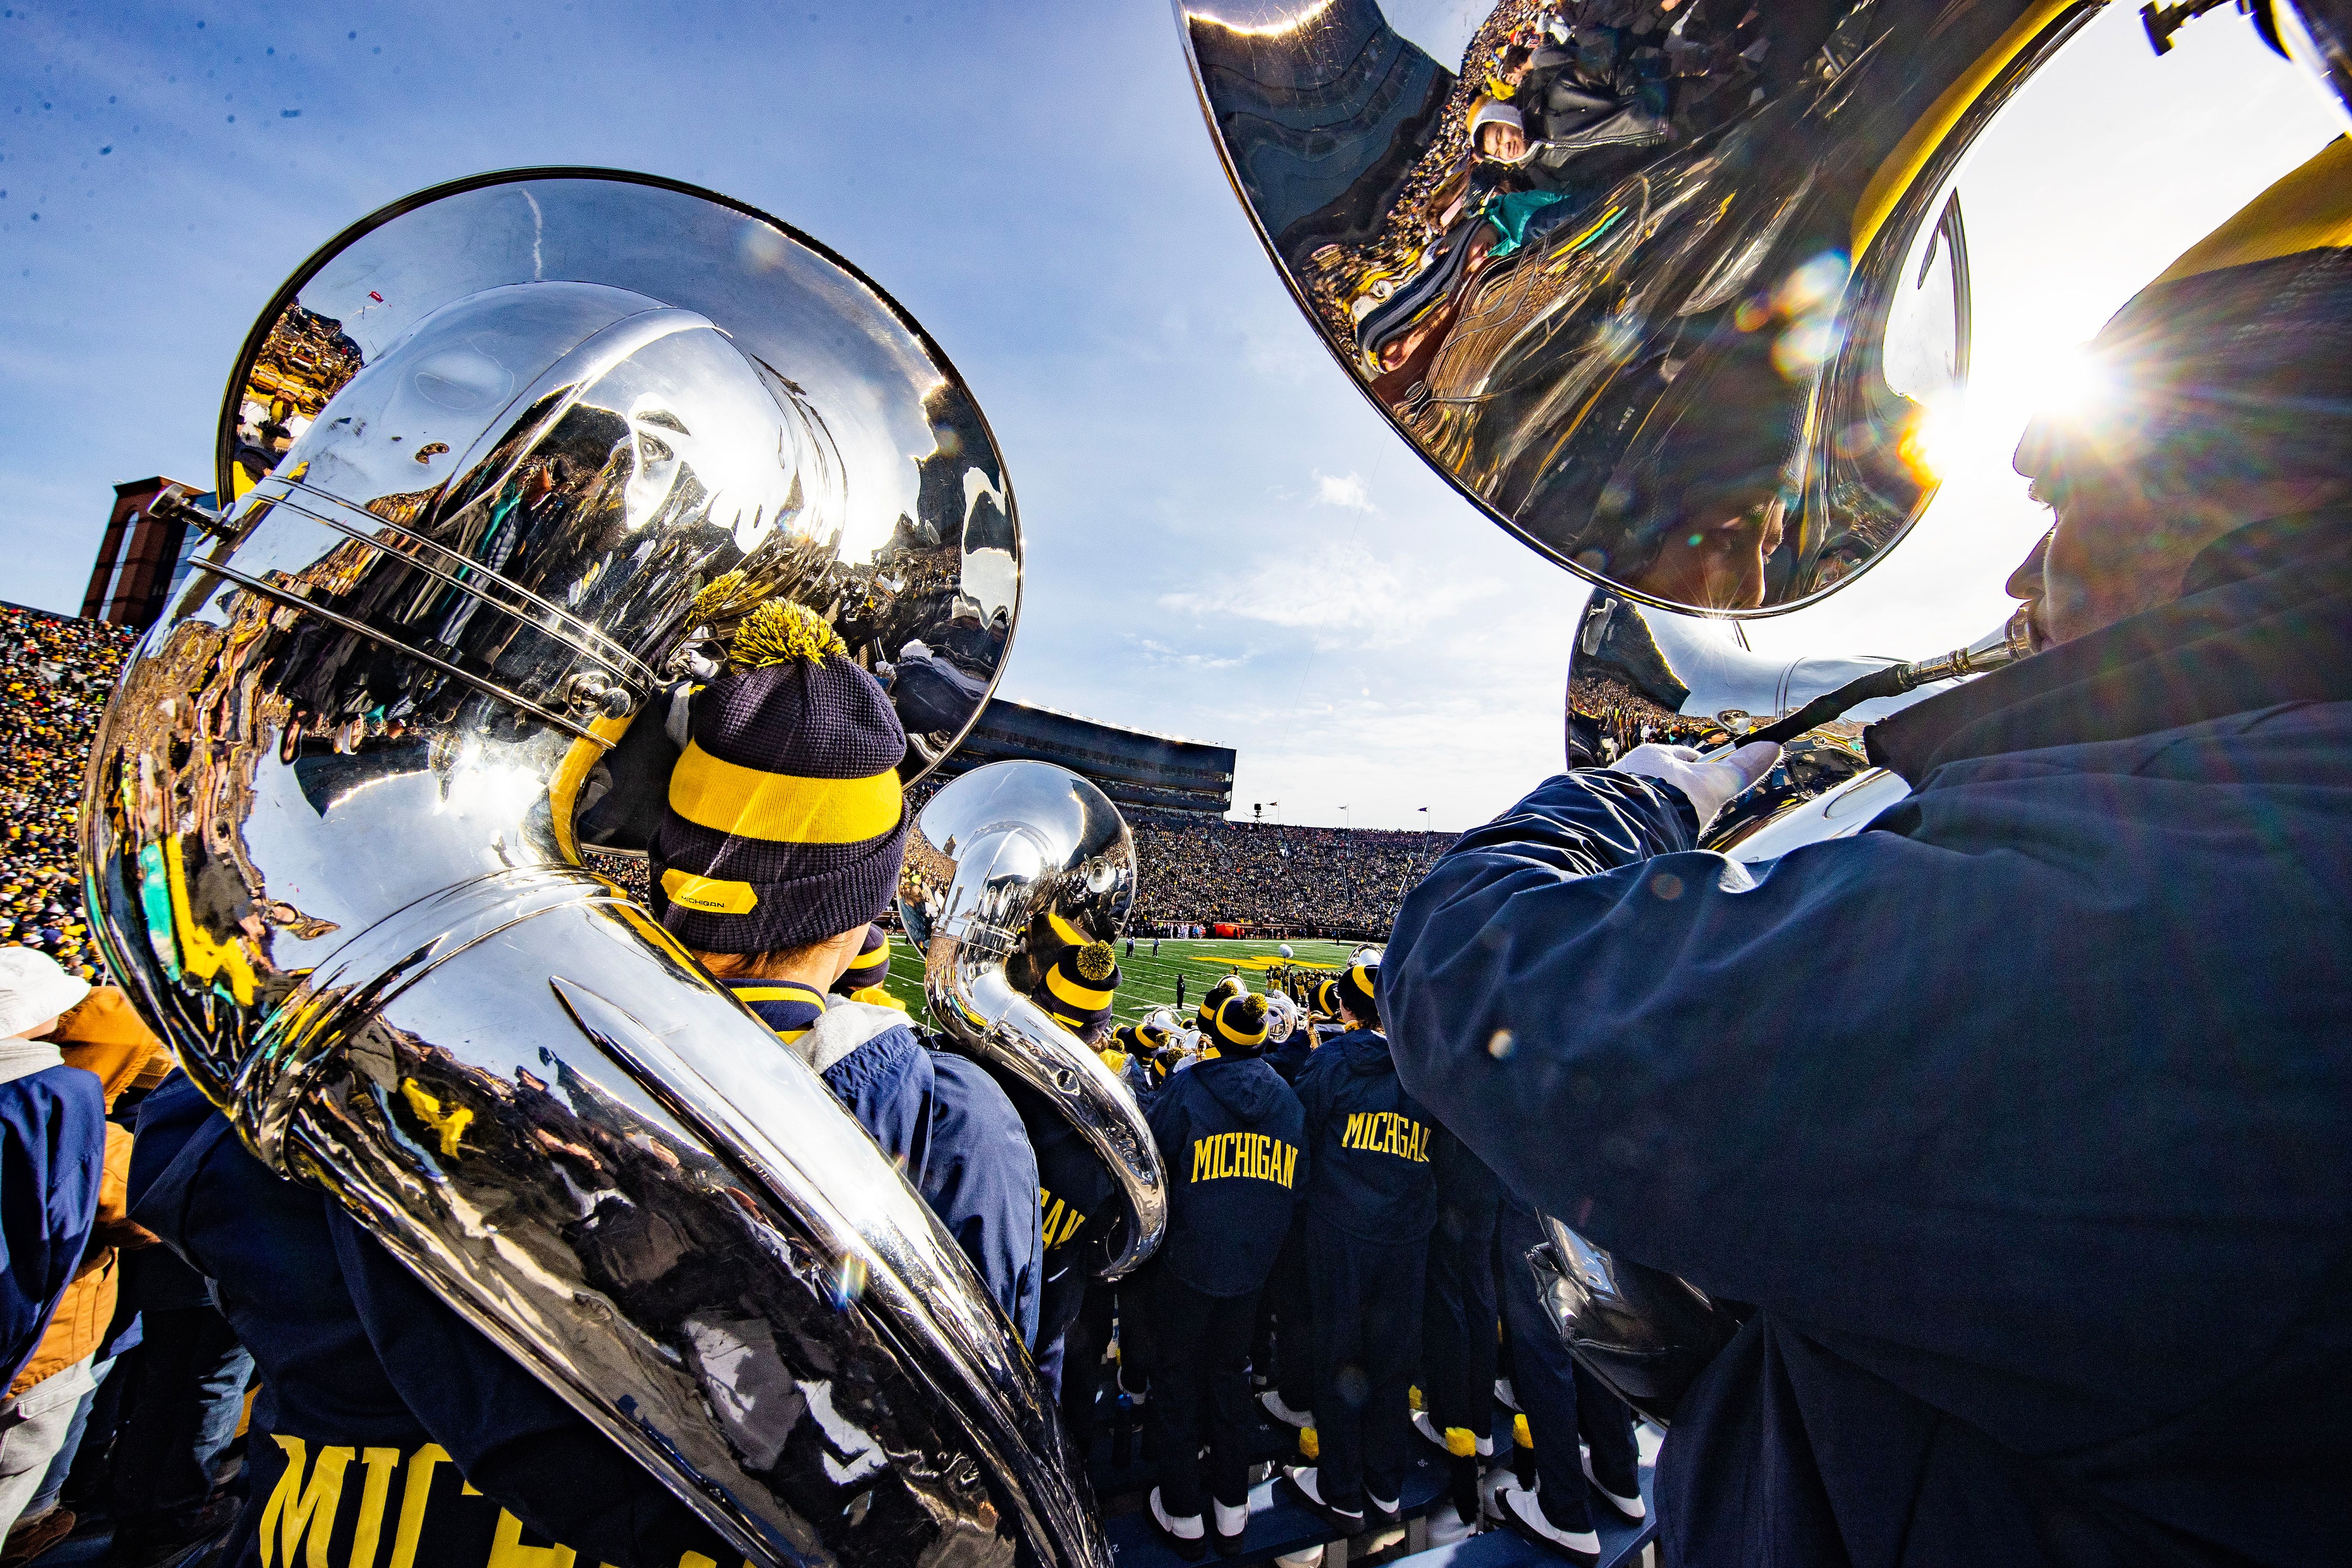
[1336,955,1381,1027]
[1313,977,1340,1017]
[1032,940,1121,1035]
[831,924,891,997]
[1208,991,1271,1055]
[650,600,909,954]
[1197,973,1245,1034]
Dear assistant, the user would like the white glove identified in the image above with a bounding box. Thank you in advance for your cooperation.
[1608,741,1781,829]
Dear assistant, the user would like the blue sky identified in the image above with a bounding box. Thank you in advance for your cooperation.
[1,1,2339,828]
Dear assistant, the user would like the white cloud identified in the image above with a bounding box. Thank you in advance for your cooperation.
[1158,542,1494,650]
[1134,637,1247,672]
[1312,470,1376,512]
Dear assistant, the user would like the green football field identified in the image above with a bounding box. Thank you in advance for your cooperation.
[874,936,1365,1028]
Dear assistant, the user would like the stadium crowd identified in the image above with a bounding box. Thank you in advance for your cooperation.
[889,778,1446,937]
[0,606,137,985]
[1567,675,1727,761]
[1126,813,1450,938]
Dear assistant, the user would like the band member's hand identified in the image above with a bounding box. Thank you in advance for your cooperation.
[1609,741,1780,828]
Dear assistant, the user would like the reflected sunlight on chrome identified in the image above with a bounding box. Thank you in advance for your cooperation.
[1910,342,2104,484]
[1742,1,2342,666]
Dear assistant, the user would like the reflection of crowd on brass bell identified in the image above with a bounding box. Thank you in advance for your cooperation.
[1188,0,1991,613]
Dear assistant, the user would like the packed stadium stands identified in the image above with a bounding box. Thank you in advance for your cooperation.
[1125,811,1450,937]
[0,604,139,981]
[2,601,1452,974]
[894,779,1446,938]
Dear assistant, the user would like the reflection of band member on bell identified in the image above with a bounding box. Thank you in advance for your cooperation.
[649,598,1043,1345]
[1387,156,2352,1566]
[1607,332,1794,610]
[1009,941,1124,1405]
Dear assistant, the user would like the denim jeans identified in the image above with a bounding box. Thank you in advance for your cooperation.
[0,1357,97,1537]
[23,1353,113,1520]
[107,1309,253,1538]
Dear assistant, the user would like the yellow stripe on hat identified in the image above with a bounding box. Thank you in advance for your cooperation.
[2153,137,2352,287]
[1046,965,1114,1012]
[1214,1005,1269,1049]
[1045,908,1088,947]
[668,741,902,845]
[660,868,758,915]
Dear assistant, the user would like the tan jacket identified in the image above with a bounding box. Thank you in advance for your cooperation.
[10,989,175,1396]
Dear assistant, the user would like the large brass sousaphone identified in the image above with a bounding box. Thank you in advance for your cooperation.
[1177,0,2352,1421]
[82,170,1111,1568]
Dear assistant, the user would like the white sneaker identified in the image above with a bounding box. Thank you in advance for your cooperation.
[1581,1448,1646,1520]
[1494,1377,1520,1411]
[1150,1488,1207,1559]
[1259,1389,1314,1428]
[1212,1494,1250,1554]
[1499,1477,1599,1561]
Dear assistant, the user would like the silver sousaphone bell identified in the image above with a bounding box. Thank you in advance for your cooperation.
[82,169,1107,1568]
[899,761,1167,1279]
[1176,0,2352,1423]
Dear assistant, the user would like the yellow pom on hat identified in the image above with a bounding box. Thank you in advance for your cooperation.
[731,599,848,669]
[1076,940,1117,984]
[688,568,762,625]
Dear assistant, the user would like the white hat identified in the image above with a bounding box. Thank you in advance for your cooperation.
[0,947,91,1039]
[1468,98,1526,141]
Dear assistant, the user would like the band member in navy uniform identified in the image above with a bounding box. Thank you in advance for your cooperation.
[1194,974,1243,1044]
[1493,1195,1644,1560]
[1255,980,1323,1433]
[1143,993,1304,1560]
[1383,178,2352,1566]
[1417,1123,1504,1530]
[122,601,1042,1568]
[128,1076,744,1568]
[652,600,1040,1345]
[1265,992,1316,1084]
[1309,979,1345,1044]
[1017,941,1125,1399]
[1282,955,1438,1535]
